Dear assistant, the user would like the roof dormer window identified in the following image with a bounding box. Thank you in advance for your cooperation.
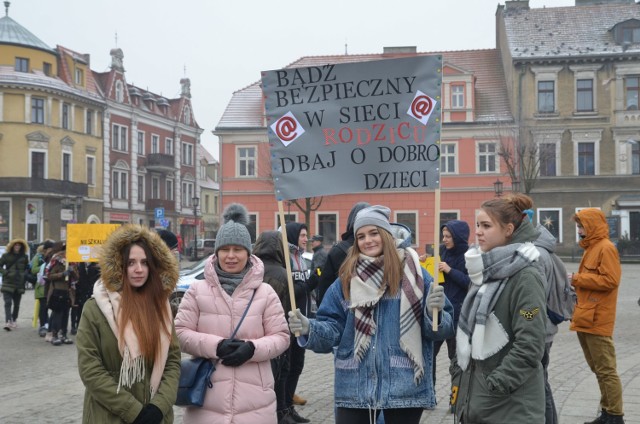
[75,68,84,85]
[612,19,640,46]
[15,57,28,72]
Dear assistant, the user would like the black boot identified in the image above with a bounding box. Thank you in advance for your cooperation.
[277,409,297,424]
[585,410,609,424]
[288,407,310,424]
[606,414,625,424]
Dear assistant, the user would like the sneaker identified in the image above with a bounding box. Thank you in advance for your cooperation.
[39,326,47,337]
[51,338,62,346]
[288,407,310,424]
[3,322,10,331]
[44,332,53,342]
[70,327,77,335]
[60,335,74,345]
[292,394,307,406]
[9,321,17,329]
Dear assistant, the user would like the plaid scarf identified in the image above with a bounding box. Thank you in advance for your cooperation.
[350,247,425,383]
[456,242,539,371]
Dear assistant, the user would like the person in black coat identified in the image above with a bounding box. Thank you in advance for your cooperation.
[316,202,369,306]
[70,262,100,335]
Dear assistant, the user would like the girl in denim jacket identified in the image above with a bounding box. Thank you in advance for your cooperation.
[288,205,454,424]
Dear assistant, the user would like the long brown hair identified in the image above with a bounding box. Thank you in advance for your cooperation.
[118,241,171,362]
[339,227,403,300]
[480,193,534,231]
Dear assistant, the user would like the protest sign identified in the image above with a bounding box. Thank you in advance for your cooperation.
[66,224,120,262]
[262,55,442,200]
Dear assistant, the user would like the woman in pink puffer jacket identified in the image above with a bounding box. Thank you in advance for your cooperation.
[175,204,290,424]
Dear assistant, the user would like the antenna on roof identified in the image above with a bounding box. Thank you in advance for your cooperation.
[345,39,348,55]
[184,64,187,77]
[115,32,118,47]
[4,1,10,16]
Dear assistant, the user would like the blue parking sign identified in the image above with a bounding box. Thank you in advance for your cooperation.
[155,207,164,219]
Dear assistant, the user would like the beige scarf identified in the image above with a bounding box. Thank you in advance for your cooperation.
[93,280,171,397]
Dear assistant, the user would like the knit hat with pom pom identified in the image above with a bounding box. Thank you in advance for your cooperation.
[214,203,252,254]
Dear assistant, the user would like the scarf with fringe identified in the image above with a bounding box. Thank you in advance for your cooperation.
[456,242,539,371]
[93,280,171,397]
[350,247,425,383]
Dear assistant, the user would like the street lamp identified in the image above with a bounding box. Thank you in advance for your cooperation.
[511,179,520,193]
[493,179,504,198]
[192,196,199,260]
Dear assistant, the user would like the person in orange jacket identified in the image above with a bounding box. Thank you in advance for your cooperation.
[569,209,624,424]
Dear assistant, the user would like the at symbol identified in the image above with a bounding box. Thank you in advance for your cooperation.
[276,116,298,142]
[411,95,433,119]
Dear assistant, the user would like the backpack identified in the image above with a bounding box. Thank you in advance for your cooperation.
[546,253,576,325]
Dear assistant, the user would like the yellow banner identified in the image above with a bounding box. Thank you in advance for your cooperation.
[66,224,120,262]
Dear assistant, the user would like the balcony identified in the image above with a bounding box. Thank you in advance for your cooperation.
[146,154,176,172]
[0,177,87,196]
[145,198,175,212]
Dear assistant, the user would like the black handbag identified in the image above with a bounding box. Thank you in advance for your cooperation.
[175,289,256,407]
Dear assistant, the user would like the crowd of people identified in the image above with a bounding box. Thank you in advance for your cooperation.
[0,193,628,423]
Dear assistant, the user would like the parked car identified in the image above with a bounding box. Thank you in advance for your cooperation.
[185,239,216,258]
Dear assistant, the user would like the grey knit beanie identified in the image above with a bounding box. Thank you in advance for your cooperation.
[215,203,252,254]
[353,205,393,235]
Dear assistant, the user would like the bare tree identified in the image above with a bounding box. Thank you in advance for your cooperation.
[491,120,555,194]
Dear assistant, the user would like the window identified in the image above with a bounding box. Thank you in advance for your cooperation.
[151,135,159,154]
[182,143,194,165]
[576,79,594,112]
[440,212,459,228]
[214,196,218,214]
[112,124,128,151]
[451,85,464,109]
[248,214,257,243]
[478,142,497,173]
[62,103,69,129]
[62,153,71,181]
[622,26,640,44]
[86,156,95,186]
[31,98,44,124]
[182,182,194,207]
[115,81,124,102]
[633,142,640,175]
[318,213,337,245]
[43,62,52,76]
[15,57,28,72]
[539,143,557,177]
[626,77,639,110]
[152,177,160,199]
[166,180,174,201]
[165,138,173,155]
[395,212,417,245]
[440,143,456,174]
[237,147,256,177]
[137,131,145,155]
[537,208,562,243]
[184,107,191,125]
[86,109,93,135]
[204,195,210,214]
[75,68,84,85]
[578,142,595,175]
[538,81,555,113]
[112,171,128,199]
[276,213,297,228]
[31,151,45,178]
[137,176,145,202]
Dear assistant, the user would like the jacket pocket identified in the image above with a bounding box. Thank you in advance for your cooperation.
[573,302,596,328]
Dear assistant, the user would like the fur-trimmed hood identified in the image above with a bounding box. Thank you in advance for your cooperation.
[99,224,179,294]
[5,238,28,255]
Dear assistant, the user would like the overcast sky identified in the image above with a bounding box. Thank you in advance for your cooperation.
[12,0,574,159]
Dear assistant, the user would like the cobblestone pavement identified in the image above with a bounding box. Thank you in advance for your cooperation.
[1,263,639,423]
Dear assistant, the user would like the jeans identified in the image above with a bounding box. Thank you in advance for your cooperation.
[541,342,558,424]
[285,334,306,408]
[577,332,624,416]
[336,407,423,424]
[3,291,22,322]
[37,296,48,328]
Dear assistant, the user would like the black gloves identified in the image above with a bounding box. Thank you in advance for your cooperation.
[216,338,243,358]
[133,404,162,424]
[220,341,255,367]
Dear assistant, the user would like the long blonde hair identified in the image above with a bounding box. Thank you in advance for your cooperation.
[339,228,403,300]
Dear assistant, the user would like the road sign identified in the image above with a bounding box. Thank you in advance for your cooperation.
[155,207,164,219]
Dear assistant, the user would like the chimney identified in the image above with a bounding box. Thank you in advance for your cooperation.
[383,46,417,54]
[505,0,530,11]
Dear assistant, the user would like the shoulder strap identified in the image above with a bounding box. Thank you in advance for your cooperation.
[230,289,257,339]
